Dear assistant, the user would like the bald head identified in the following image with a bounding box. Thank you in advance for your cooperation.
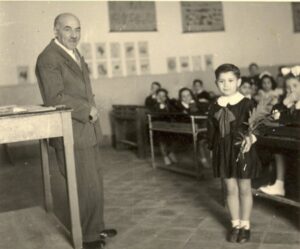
[54,13,81,50]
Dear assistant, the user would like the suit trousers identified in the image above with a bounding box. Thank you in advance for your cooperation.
[55,144,105,242]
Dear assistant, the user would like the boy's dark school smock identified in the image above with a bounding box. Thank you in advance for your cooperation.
[207,97,261,179]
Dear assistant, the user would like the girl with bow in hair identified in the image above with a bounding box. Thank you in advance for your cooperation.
[207,64,261,244]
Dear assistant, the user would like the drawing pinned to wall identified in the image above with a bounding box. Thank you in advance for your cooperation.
[292,3,300,32]
[17,66,29,84]
[95,43,106,59]
[180,56,190,72]
[97,62,108,77]
[80,43,92,60]
[192,56,202,71]
[181,2,225,33]
[167,57,177,73]
[204,54,214,70]
[112,60,123,77]
[110,42,121,59]
[124,42,135,59]
[140,59,150,74]
[126,60,137,76]
[108,1,157,32]
[138,41,149,58]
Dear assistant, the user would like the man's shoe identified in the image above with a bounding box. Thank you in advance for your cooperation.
[83,240,105,249]
[99,229,117,239]
[237,228,250,243]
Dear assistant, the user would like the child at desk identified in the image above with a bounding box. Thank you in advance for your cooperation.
[144,82,161,110]
[193,79,210,103]
[151,88,177,165]
[259,66,300,196]
[207,64,261,243]
[176,87,200,114]
[239,77,254,101]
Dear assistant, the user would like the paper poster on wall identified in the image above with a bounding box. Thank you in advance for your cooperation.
[126,60,137,76]
[140,59,150,74]
[110,42,121,59]
[292,3,300,32]
[95,43,106,59]
[192,56,202,71]
[167,57,177,73]
[17,66,29,84]
[97,62,108,77]
[205,54,214,70]
[124,42,135,59]
[111,60,123,77]
[180,56,190,72]
[181,2,225,33]
[138,41,149,58]
[108,1,157,32]
[80,43,92,60]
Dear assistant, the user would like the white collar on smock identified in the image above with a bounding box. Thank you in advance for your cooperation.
[54,38,78,62]
[217,92,244,107]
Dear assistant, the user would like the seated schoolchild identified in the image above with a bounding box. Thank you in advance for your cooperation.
[259,66,300,196]
[193,79,210,103]
[176,87,200,115]
[152,88,177,165]
[239,77,253,100]
[144,81,161,110]
[257,74,280,111]
[248,63,261,87]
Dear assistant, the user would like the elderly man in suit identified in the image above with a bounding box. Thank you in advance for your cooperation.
[35,13,116,249]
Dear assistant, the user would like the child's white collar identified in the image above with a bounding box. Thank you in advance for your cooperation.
[217,92,244,107]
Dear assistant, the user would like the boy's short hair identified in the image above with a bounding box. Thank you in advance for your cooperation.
[152,81,161,88]
[215,63,241,80]
[156,88,168,96]
[248,63,259,70]
[240,76,251,87]
[193,79,203,86]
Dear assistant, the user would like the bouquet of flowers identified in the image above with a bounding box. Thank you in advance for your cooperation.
[235,99,274,170]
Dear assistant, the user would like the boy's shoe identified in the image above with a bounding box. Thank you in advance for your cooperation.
[200,157,210,168]
[227,227,240,243]
[168,152,178,163]
[259,180,285,196]
[163,156,172,166]
[237,228,250,243]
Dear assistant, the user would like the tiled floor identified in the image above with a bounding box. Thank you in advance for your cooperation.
[0,146,299,249]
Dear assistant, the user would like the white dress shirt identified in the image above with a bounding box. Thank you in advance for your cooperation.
[55,38,79,64]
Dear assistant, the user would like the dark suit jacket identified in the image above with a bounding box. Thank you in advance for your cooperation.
[35,39,102,149]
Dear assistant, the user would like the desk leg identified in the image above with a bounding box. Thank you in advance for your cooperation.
[61,114,82,249]
[148,115,156,168]
[39,139,53,212]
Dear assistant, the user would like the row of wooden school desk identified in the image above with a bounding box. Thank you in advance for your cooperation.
[111,104,300,209]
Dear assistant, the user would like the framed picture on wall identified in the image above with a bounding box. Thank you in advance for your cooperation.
[180,56,190,72]
[124,42,135,59]
[112,60,123,77]
[167,57,177,73]
[108,1,157,32]
[97,62,108,77]
[181,2,225,33]
[292,2,300,32]
[110,42,121,59]
[80,43,92,60]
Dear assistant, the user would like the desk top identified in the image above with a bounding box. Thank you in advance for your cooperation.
[0,105,72,119]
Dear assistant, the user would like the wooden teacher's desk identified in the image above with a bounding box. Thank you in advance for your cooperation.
[0,107,82,249]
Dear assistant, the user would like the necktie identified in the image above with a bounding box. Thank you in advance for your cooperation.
[73,50,82,69]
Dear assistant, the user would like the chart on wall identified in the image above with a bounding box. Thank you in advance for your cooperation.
[108,1,157,32]
[181,2,225,33]
[292,3,300,32]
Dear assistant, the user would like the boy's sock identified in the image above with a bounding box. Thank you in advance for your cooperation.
[231,219,240,228]
[240,220,250,230]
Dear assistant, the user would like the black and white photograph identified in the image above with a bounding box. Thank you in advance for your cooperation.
[0,1,300,249]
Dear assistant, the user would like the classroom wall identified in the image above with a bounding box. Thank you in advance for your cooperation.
[0,1,299,138]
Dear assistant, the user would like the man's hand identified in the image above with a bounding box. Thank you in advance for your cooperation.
[89,106,99,123]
